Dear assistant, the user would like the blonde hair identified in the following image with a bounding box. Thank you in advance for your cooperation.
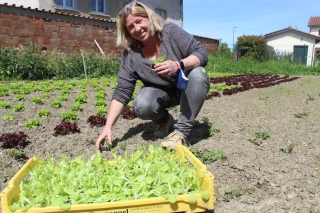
[117,1,164,49]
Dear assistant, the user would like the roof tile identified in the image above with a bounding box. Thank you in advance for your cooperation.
[308,17,320,27]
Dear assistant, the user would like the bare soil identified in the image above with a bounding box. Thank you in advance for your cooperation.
[1,76,320,213]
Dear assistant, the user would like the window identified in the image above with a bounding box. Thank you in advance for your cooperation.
[91,0,108,14]
[56,0,77,9]
[155,8,167,20]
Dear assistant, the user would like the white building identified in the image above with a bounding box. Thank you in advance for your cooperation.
[265,17,320,66]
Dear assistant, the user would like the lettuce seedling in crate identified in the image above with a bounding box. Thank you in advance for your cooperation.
[54,121,80,135]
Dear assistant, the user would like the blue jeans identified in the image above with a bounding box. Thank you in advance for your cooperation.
[133,67,210,137]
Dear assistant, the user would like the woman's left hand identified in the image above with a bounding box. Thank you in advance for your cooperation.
[153,61,178,76]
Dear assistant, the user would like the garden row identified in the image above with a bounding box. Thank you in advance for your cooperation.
[206,74,300,99]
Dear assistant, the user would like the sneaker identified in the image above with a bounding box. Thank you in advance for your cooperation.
[154,114,174,138]
[160,131,187,150]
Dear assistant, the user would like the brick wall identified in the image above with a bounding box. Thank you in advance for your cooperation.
[194,35,219,55]
[0,4,122,56]
[0,4,218,57]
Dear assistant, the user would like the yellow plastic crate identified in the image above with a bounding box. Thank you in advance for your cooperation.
[1,145,214,213]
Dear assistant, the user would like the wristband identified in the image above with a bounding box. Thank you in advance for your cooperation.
[174,61,180,68]
[178,60,184,70]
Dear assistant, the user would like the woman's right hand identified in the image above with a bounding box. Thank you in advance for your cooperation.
[95,126,112,150]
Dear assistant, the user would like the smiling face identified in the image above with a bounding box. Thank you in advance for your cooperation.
[125,14,151,44]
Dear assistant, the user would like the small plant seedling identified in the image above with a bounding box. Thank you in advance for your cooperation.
[119,142,128,151]
[38,109,51,117]
[51,100,62,108]
[24,119,41,130]
[75,93,87,104]
[249,130,270,145]
[42,93,50,99]
[0,101,11,109]
[202,116,219,136]
[281,140,295,153]
[31,97,43,105]
[57,95,68,101]
[61,111,78,121]
[294,112,308,118]
[12,104,26,112]
[95,99,107,107]
[3,115,14,121]
[149,54,167,64]
[8,149,25,159]
[14,95,25,101]
[189,146,227,164]
[96,107,108,115]
[70,103,83,112]
[306,94,315,103]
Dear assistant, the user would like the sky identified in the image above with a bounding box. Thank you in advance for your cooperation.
[183,0,320,50]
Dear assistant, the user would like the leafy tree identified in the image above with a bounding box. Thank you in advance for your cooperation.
[236,35,274,61]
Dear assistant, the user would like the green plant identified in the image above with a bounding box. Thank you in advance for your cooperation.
[0,101,11,109]
[202,116,218,136]
[96,107,108,115]
[95,99,107,107]
[189,146,227,164]
[38,109,51,117]
[3,115,14,121]
[75,93,87,104]
[294,112,308,118]
[8,145,210,211]
[281,140,295,153]
[14,95,25,101]
[61,110,78,121]
[57,95,68,101]
[12,104,26,112]
[8,149,25,159]
[41,93,50,99]
[249,130,270,145]
[31,97,43,105]
[70,103,83,112]
[51,100,62,108]
[306,94,315,103]
[24,119,41,130]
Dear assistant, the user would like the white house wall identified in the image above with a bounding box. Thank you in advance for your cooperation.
[0,0,39,7]
[266,31,316,66]
[310,27,320,36]
[139,0,182,26]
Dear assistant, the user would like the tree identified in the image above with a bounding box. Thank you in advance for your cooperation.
[236,35,271,61]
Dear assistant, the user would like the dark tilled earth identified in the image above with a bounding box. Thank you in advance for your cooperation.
[1,76,320,213]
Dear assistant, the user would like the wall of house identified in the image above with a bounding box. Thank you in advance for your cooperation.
[266,31,316,66]
[0,5,122,56]
[310,26,320,36]
[0,0,39,8]
[194,35,219,55]
[139,0,182,26]
[0,3,217,57]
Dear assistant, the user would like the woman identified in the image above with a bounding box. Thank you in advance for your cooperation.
[96,1,210,150]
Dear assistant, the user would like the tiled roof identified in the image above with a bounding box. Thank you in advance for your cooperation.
[264,26,320,39]
[308,16,320,27]
[193,34,219,41]
[0,3,116,23]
